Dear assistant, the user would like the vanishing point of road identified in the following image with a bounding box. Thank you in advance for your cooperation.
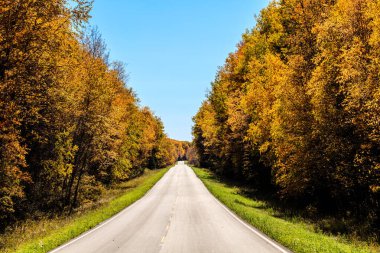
[51,162,290,253]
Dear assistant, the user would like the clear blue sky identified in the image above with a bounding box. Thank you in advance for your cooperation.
[89,0,270,141]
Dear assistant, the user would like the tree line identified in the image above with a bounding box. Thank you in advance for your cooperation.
[193,0,380,234]
[0,0,186,228]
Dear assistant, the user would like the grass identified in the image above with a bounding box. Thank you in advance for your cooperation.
[192,167,379,253]
[0,167,170,253]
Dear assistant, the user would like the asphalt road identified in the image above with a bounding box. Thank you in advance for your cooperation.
[51,162,290,253]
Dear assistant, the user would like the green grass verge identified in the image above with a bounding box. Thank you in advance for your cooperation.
[192,167,378,253]
[1,167,170,253]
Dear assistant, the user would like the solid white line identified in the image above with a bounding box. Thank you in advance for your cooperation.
[212,197,290,253]
[49,199,139,253]
[192,169,291,253]
[49,168,173,253]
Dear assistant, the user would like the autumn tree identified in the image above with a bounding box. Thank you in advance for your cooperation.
[0,0,178,227]
[193,0,380,231]
[0,0,91,221]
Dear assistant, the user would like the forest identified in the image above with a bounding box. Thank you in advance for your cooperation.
[0,0,188,230]
[193,0,380,237]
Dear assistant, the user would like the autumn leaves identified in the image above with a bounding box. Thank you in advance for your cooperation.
[193,0,380,230]
[0,0,183,225]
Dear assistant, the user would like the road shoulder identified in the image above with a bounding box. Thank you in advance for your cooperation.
[192,167,377,253]
[1,167,171,253]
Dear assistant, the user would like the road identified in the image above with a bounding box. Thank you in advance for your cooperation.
[51,162,290,253]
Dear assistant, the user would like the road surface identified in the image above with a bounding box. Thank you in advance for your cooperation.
[51,162,290,253]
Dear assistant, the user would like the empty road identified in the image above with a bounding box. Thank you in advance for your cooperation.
[51,162,290,253]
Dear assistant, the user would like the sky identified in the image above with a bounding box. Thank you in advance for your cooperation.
[89,0,270,141]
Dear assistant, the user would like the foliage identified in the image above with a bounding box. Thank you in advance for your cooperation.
[193,0,380,237]
[0,0,179,228]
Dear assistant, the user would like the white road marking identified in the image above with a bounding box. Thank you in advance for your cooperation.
[49,179,160,253]
[203,178,290,253]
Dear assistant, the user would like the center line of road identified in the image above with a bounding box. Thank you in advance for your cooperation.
[159,170,180,251]
[48,164,291,253]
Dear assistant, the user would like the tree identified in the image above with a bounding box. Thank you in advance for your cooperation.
[193,0,379,228]
[0,0,91,221]
[0,0,179,226]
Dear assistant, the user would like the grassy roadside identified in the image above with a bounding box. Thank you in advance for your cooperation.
[192,167,378,253]
[0,167,171,253]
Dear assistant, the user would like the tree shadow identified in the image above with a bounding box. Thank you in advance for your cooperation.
[208,170,379,243]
